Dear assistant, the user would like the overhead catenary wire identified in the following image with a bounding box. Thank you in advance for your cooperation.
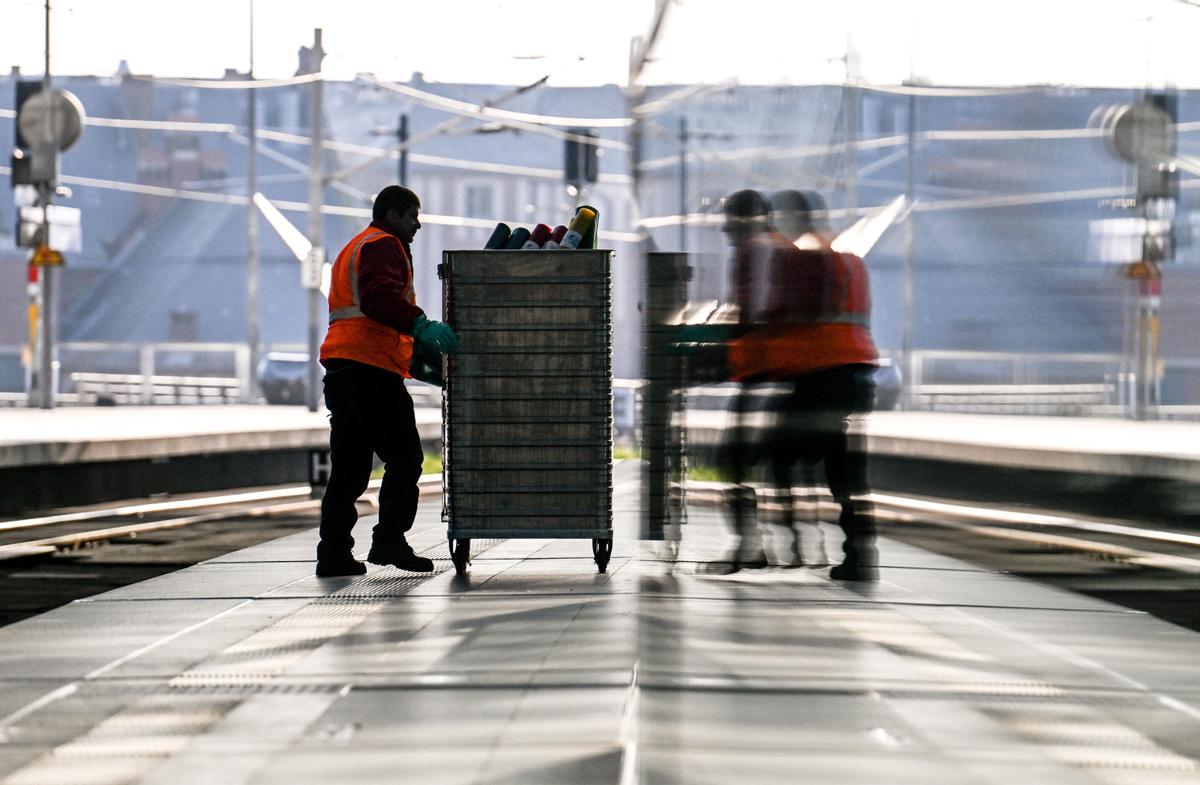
[226,128,370,203]
[638,134,910,172]
[359,74,634,128]
[631,81,738,117]
[3,161,1188,232]
[129,72,326,89]
[2,108,631,185]
[180,171,307,191]
[636,178,1200,229]
[362,77,631,151]
[636,125,1115,174]
[0,164,642,241]
[81,116,237,133]
[849,81,1048,97]
[257,127,632,184]
[8,106,1199,145]
[325,75,550,185]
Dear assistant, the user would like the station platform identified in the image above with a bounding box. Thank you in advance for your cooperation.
[1,462,1199,784]
[0,405,441,469]
[0,405,442,514]
[688,410,1200,523]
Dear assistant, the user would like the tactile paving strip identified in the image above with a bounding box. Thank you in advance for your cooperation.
[170,601,386,684]
[979,701,1200,782]
[326,538,506,599]
[3,695,241,785]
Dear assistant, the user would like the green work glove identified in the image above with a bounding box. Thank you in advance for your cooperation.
[411,313,460,354]
[672,323,738,356]
[409,340,445,387]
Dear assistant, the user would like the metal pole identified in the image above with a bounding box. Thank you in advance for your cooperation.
[1134,268,1162,420]
[843,35,859,216]
[844,98,858,216]
[305,29,324,413]
[38,0,55,409]
[398,113,408,185]
[678,116,687,252]
[901,90,916,409]
[245,0,260,403]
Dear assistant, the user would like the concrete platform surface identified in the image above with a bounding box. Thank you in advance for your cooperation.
[0,406,441,468]
[1,462,1199,784]
[866,411,1200,481]
[686,409,1200,482]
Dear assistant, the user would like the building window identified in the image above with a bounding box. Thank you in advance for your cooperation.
[464,184,495,220]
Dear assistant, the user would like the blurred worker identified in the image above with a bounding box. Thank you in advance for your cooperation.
[731,189,878,581]
[704,189,780,574]
[315,185,459,577]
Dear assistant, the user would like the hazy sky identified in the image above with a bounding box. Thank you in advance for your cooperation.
[3,0,1199,88]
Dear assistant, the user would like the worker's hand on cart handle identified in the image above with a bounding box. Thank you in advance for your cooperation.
[412,314,460,354]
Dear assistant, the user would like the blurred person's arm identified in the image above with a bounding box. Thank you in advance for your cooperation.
[764,245,826,324]
[731,244,755,326]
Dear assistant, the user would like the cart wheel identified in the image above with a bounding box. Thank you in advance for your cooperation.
[592,537,613,573]
[451,538,471,576]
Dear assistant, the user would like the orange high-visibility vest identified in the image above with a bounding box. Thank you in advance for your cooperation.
[728,244,876,380]
[319,226,416,377]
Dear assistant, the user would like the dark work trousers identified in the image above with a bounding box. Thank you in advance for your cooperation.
[768,364,877,567]
[317,360,424,562]
[717,380,769,564]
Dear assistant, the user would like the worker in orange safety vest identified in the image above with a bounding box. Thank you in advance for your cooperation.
[315,185,459,577]
[703,189,782,574]
[736,189,879,581]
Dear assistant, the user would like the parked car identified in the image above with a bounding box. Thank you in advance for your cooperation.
[257,352,308,405]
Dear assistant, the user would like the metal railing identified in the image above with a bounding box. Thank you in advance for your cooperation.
[900,349,1126,415]
[0,342,305,406]
[69,372,241,405]
[898,350,1200,418]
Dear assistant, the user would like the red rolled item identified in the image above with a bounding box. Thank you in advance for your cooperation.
[522,223,552,249]
[542,225,568,250]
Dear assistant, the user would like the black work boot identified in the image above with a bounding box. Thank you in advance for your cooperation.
[315,555,367,577]
[829,561,878,582]
[367,539,435,572]
[829,543,879,582]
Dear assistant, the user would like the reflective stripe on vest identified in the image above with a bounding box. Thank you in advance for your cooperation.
[815,250,870,328]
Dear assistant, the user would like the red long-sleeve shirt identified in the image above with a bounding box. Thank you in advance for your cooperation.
[356,220,425,334]
[731,229,825,326]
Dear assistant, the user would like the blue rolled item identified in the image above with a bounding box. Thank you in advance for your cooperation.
[504,227,531,249]
[483,222,512,249]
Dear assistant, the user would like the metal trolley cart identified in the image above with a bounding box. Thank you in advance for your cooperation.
[440,249,613,575]
[641,252,690,546]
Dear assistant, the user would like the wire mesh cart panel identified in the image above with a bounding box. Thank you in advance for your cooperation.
[642,253,690,545]
[441,250,613,574]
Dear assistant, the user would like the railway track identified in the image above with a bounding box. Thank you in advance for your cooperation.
[9,475,1196,576]
[684,480,1200,575]
[0,477,442,562]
